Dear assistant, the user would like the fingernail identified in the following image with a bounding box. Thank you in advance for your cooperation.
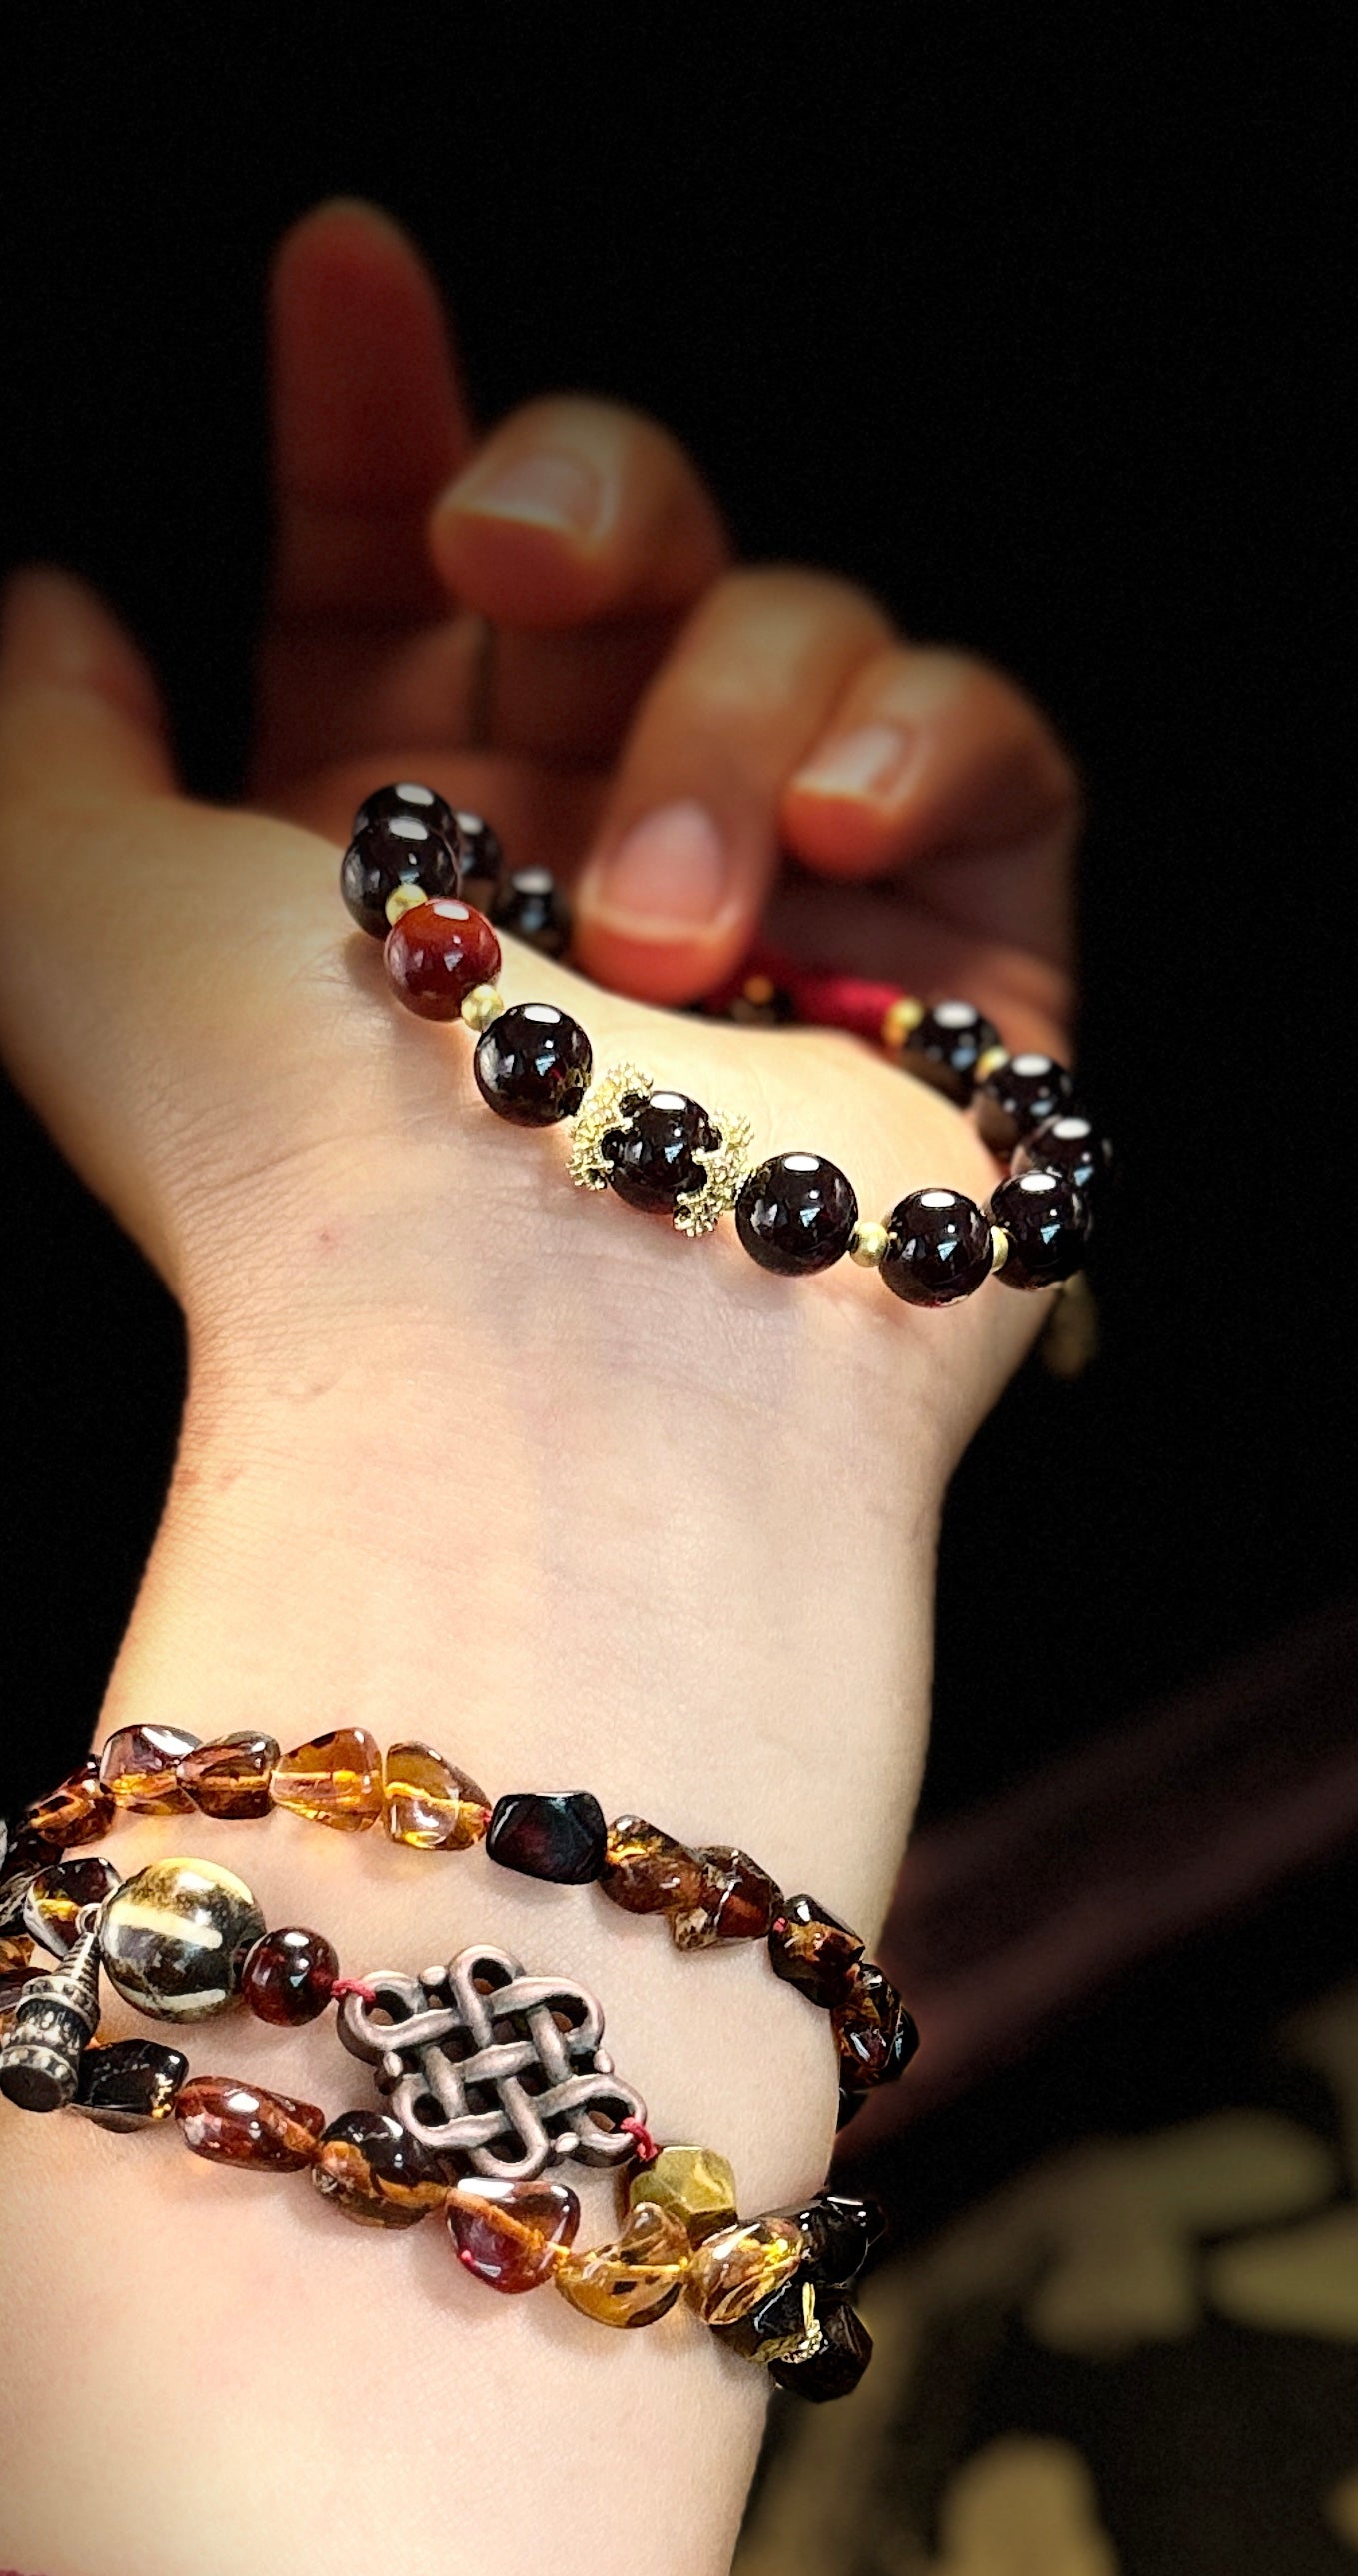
[790,721,919,802]
[442,450,605,541]
[589,800,731,934]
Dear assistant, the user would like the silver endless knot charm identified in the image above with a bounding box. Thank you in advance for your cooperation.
[336,1943,647,2184]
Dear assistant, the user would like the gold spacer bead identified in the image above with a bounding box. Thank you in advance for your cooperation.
[384,882,431,927]
[849,1219,889,1269]
[460,984,504,1033]
[989,1225,1010,1274]
[975,1044,1011,1085]
[880,995,925,1054]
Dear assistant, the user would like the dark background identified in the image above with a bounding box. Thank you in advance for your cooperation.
[1,10,1352,1840]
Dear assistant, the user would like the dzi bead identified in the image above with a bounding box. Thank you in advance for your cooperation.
[976,1050,1075,1155]
[25,1755,117,1847]
[383,897,503,1019]
[767,1894,864,2008]
[175,2078,325,2171]
[554,2200,691,2328]
[448,2178,581,2289]
[23,1855,121,1956]
[71,2037,189,2131]
[879,1187,994,1307]
[686,2216,807,2326]
[990,1167,1088,1289]
[832,1961,919,2094]
[671,1846,780,1950]
[341,813,460,938]
[769,2291,873,2402]
[98,1858,266,2021]
[353,780,462,848]
[383,1742,491,1850]
[179,1732,279,1820]
[271,1727,384,1832]
[313,2109,450,2228]
[491,864,572,957]
[0,1926,102,2112]
[626,2145,737,2244]
[99,1725,199,1815]
[735,1154,859,1277]
[486,1791,607,1885]
[452,811,504,906]
[607,1091,718,1214]
[473,1002,594,1126]
[240,1926,338,2026]
[900,998,1000,1104]
[600,1816,703,1916]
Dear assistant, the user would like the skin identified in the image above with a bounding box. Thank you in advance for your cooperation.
[0,202,1078,2576]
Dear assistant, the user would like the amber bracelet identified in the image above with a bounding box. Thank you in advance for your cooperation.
[2,1721,917,2132]
[340,782,1108,1305]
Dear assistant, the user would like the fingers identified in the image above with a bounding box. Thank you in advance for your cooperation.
[0,567,175,806]
[571,568,891,1003]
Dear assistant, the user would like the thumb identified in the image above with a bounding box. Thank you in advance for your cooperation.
[0,566,175,808]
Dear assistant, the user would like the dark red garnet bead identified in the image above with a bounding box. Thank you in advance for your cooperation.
[491,865,573,958]
[353,781,463,850]
[976,1050,1075,1155]
[383,899,502,1020]
[608,1092,718,1213]
[240,1926,339,2026]
[341,814,461,938]
[474,1002,593,1126]
[902,999,1000,1105]
[1015,1111,1112,1211]
[880,1187,993,1306]
[735,1154,858,1277]
[453,812,505,905]
[991,1168,1087,1288]
[486,1791,608,1885]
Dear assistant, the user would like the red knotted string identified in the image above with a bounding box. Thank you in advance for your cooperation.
[620,2115,660,2165]
[330,1976,379,2006]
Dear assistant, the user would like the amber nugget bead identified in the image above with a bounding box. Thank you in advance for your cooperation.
[272,1727,384,1831]
[0,1931,34,1978]
[556,2201,690,2329]
[25,1756,117,1847]
[383,1742,491,1850]
[628,2145,737,2244]
[179,1732,279,1820]
[769,2293,873,2402]
[448,2179,582,2290]
[767,1893,864,2008]
[671,1846,780,1950]
[712,2269,823,2365]
[314,2110,449,2227]
[175,2077,325,2171]
[687,2216,807,2326]
[72,2038,188,2131]
[240,1926,338,2025]
[832,1961,919,2092]
[23,1856,121,1957]
[600,1816,703,1916]
[99,1727,199,1816]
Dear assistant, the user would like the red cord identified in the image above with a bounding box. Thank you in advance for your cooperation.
[331,1976,379,2005]
[709,943,903,1045]
[620,2115,660,2164]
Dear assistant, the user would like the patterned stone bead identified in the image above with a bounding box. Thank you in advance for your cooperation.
[670,1846,780,1951]
[554,2200,691,2329]
[98,1726,199,1816]
[711,2267,823,2365]
[23,1855,121,1957]
[98,1858,266,2021]
[175,2077,325,2171]
[25,1755,117,1847]
[486,1790,607,1884]
[448,2178,582,2290]
[179,1732,279,1820]
[240,1926,338,2026]
[271,1727,384,1832]
[768,2291,873,2401]
[686,2216,807,2326]
[626,2145,738,2245]
[313,2109,450,2228]
[383,1742,491,1851]
[71,2038,189,2131]
[767,1894,865,2008]
[832,1961,919,2094]
[599,1816,703,1917]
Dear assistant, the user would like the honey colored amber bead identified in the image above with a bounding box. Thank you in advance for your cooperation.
[0,1930,34,1978]
[767,1893,865,2008]
[711,2268,822,2365]
[271,1727,383,1832]
[448,2178,582,2290]
[175,2077,325,2170]
[670,1846,780,1950]
[99,1726,199,1815]
[314,2109,450,2227]
[179,1732,279,1820]
[25,1756,117,1847]
[626,2145,737,2244]
[554,2201,691,2329]
[383,1742,492,1850]
[600,1816,703,1916]
[686,2216,807,2326]
[23,1856,120,1956]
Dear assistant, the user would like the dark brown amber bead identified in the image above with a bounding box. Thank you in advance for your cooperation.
[768,2290,873,2401]
[383,898,503,1019]
[990,1168,1087,1289]
[448,2179,581,2290]
[473,1002,594,1126]
[25,1756,117,1847]
[767,1894,865,2007]
[600,1816,704,1916]
[788,2191,885,2287]
[832,1962,919,2092]
[491,864,573,958]
[179,1732,279,1820]
[71,2038,189,2131]
[735,1154,859,1277]
[486,1791,607,1884]
[607,1091,718,1213]
[976,1050,1075,1155]
[711,2267,822,2364]
[313,2109,449,2227]
[272,1727,384,1831]
[383,1742,491,1850]
[341,813,460,937]
[880,1187,993,1307]
[175,2078,325,2171]
[901,999,1000,1105]
[671,1846,780,1950]
[240,1926,338,2025]
[353,781,462,847]
[23,1856,121,1957]
[98,1725,199,1815]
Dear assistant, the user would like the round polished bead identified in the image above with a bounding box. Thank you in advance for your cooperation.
[608,1091,717,1214]
[448,2178,581,2289]
[314,2109,449,2227]
[240,1926,338,2026]
[175,2077,325,2171]
[880,1187,993,1307]
[99,1859,266,2021]
[98,1724,199,1815]
[178,1732,279,1821]
[902,998,1000,1105]
[24,1756,117,1848]
[23,1856,121,1957]
[976,1049,1075,1154]
[473,1001,594,1126]
[486,1791,608,1884]
[340,814,460,938]
[453,811,505,905]
[1015,1111,1112,1210]
[491,864,572,958]
[735,1154,858,1277]
[383,898,503,1020]
[989,1168,1088,1289]
[353,780,462,848]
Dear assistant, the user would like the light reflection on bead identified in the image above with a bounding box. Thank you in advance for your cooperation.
[175,2077,325,2170]
[686,2216,807,2326]
[99,1726,199,1815]
[271,1728,384,1832]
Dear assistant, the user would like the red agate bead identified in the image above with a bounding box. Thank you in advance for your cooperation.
[383,899,502,1020]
